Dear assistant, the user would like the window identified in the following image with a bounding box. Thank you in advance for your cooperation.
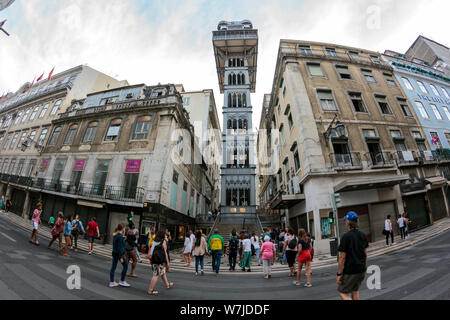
[293,144,300,172]
[326,48,337,57]
[416,81,428,94]
[299,45,312,55]
[442,107,450,121]
[282,86,287,98]
[383,73,397,87]
[430,84,440,97]
[390,130,403,138]
[64,124,79,144]
[105,118,122,141]
[10,133,18,149]
[17,132,27,149]
[336,65,352,79]
[288,113,293,129]
[0,135,3,147]
[93,160,110,195]
[22,108,31,123]
[412,131,423,139]
[49,100,62,116]
[29,106,40,121]
[36,129,48,147]
[183,97,190,105]
[280,124,286,146]
[132,115,152,140]
[317,89,338,111]
[307,63,324,77]
[445,133,450,147]
[430,104,443,120]
[430,132,443,148]
[39,103,50,118]
[415,101,429,119]
[4,114,12,127]
[177,136,184,156]
[83,121,98,143]
[171,170,179,208]
[363,129,377,138]
[48,126,62,145]
[442,87,450,99]
[375,95,393,115]
[17,159,25,176]
[28,130,37,144]
[349,92,367,113]
[100,96,119,105]
[397,98,413,117]
[348,51,361,61]
[362,69,376,83]
[14,111,23,125]
[370,55,382,64]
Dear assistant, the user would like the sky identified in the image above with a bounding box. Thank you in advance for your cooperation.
[0,0,449,129]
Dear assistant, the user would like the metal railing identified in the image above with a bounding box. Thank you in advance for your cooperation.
[207,212,222,240]
[365,152,394,167]
[396,151,418,165]
[330,152,362,169]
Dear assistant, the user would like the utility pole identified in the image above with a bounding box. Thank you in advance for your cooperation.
[331,193,342,262]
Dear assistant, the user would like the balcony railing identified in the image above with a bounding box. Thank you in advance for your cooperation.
[419,151,437,163]
[366,152,395,167]
[396,151,419,165]
[330,152,362,169]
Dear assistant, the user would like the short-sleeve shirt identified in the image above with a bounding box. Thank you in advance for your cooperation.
[32,209,41,223]
[284,235,298,252]
[261,241,275,260]
[298,238,311,251]
[251,236,260,249]
[397,217,405,228]
[338,229,369,275]
[242,239,252,252]
[87,221,99,236]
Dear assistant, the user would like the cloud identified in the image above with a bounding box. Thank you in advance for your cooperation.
[0,0,448,129]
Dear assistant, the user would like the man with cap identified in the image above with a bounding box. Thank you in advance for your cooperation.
[336,211,369,300]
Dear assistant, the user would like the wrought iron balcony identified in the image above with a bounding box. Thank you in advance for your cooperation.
[419,151,437,163]
[330,152,362,169]
[366,152,395,168]
[396,151,419,165]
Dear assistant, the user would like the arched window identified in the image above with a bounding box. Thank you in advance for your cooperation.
[228,93,232,108]
[229,59,233,67]
[232,119,237,130]
[238,119,243,129]
[233,94,237,108]
[83,121,98,144]
[132,115,152,140]
[228,74,232,85]
[64,123,79,145]
[105,118,122,142]
[228,120,232,129]
[233,74,237,85]
[49,126,62,145]
[242,74,246,84]
[243,93,247,107]
[238,94,242,108]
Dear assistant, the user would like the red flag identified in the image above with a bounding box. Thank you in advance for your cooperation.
[30,76,36,87]
[36,72,44,82]
[48,67,55,80]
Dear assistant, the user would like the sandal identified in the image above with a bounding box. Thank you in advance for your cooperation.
[128,274,138,278]
[166,282,174,289]
[148,290,159,295]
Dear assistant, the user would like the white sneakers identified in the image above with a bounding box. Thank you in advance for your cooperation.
[109,282,119,288]
[119,281,130,287]
[109,281,130,288]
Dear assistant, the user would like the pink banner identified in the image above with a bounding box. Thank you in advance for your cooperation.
[125,160,141,173]
[40,159,50,168]
[73,160,86,172]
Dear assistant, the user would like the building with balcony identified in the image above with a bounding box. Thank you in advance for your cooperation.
[19,83,218,244]
[0,65,126,220]
[257,40,443,255]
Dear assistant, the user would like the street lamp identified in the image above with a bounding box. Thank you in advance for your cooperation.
[323,114,346,145]
[21,138,44,153]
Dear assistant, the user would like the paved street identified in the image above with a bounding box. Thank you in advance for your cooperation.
[0,214,450,300]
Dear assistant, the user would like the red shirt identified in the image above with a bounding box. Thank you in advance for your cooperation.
[87,221,99,236]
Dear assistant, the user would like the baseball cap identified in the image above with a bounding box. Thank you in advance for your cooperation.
[344,211,359,222]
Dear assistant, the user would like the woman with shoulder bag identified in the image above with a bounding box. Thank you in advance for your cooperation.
[147,230,173,295]
[109,224,130,288]
[48,212,65,255]
[125,228,139,278]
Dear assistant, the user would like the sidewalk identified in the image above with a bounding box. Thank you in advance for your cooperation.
[2,211,450,274]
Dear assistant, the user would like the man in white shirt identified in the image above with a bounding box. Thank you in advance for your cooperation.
[397,215,406,240]
[239,234,253,272]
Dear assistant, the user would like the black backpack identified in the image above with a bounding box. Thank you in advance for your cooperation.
[288,237,298,250]
[229,238,239,252]
[151,243,167,265]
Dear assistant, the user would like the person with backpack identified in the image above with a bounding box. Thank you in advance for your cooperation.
[109,223,130,288]
[293,229,312,287]
[228,231,240,271]
[48,212,65,255]
[283,228,298,277]
[207,229,224,276]
[260,235,276,279]
[148,230,173,295]
[29,203,42,246]
[251,232,261,266]
[125,228,138,278]
[239,233,252,272]
[192,231,207,275]
[71,214,85,252]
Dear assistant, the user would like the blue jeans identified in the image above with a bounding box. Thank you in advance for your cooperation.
[110,255,128,283]
[195,255,204,273]
[254,248,261,265]
[282,250,287,264]
[211,250,222,274]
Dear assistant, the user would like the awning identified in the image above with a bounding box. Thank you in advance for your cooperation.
[270,194,305,210]
[425,177,447,186]
[334,175,410,193]
[77,200,104,209]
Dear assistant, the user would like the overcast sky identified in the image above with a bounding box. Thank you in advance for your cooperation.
[0,0,449,128]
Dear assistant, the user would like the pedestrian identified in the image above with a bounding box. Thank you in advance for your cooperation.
[183,231,193,267]
[48,212,65,255]
[0,195,5,213]
[71,214,85,252]
[251,232,261,266]
[403,213,410,238]
[148,230,173,295]
[62,215,74,257]
[397,214,406,240]
[130,222,142,263]
[29,203,42,246]
[192,231,207,275]
[260,235,276,279]
[125,228,138,278]
[207,228,224,276]
[48,215,55,228]
[384,215,395,246]
[263,229,272,242]
[336,212,369,300]
[165,229,172,262]
[5,197,11,213]
[86,217,100,255]
[146,226,156,253]
[109,223,130,288]
[239,233,252,272]
[228,231,239,271]
[307,232,315,262]
[293,229,312,287]
[283,228,298,277]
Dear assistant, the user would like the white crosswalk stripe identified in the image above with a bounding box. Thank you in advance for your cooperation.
[0,232,16,242]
